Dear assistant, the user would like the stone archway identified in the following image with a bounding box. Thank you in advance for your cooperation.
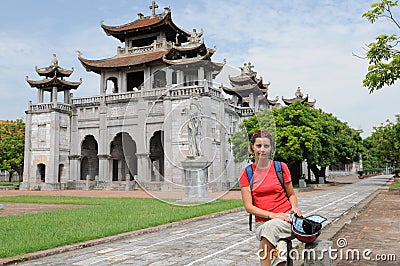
[80,135,99,180]
[149,130,164,181]
[37,163,46,182]
[106,77,118,93]
[110,132,137,181]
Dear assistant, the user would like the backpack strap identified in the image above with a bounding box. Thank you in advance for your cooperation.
[274,161,289,199]
[245,164,254,231]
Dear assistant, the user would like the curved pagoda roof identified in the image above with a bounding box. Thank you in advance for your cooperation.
[222,84,263,98]
[162,42,214,64]
[78,50,167,74]
[101,7,191,43]
[224,62,270,98]
[78,2,222,75]
[26,54,81,91]
[282,87,316,107]
[35,54,73,78]
[26,76,82,91]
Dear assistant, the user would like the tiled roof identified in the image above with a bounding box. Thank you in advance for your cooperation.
[79,51,167,74]
[282,95,316,107]
[101,16,163,33]
[101,12,191,42]
[35,65,73,78]
[26,76,81,91]
[222,84,263,98]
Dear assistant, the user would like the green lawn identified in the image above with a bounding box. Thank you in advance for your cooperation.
[0,196,243,259]
[0,182,18,186]
[390,181,400,189]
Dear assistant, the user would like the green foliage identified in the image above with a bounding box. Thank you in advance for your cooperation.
[0,196,243,258]
[230,109,276,163]
[230,102,363,178]
[0,119,25,179]
[362,115,400,169]
[272,102,362,169]
[362,0,400,92]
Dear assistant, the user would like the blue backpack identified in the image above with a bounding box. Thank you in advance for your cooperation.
[245,161,288,231]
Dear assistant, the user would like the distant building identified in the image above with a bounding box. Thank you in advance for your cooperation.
[282,87,316,107]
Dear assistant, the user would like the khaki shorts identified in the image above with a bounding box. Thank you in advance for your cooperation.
[255,215,293,266]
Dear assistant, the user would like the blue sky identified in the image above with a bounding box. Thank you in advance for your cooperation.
[0,0,398,137]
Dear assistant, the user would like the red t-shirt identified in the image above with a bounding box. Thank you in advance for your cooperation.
[240,161,292,222]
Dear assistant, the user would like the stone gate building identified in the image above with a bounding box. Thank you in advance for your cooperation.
[20,2,274,191]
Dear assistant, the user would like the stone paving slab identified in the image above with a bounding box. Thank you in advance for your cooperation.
[3,175,393,265]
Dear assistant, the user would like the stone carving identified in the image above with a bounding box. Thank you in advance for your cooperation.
[187,102,202,158]
[50,54,58,67]
[189,28,203,44]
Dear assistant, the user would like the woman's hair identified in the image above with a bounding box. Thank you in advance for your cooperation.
[248,129,274,155]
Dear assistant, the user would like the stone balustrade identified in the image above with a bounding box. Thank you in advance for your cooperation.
[29,102,72,112]
[117,40,173,55]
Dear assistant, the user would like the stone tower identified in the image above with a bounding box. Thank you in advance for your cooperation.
[21,54,81,190]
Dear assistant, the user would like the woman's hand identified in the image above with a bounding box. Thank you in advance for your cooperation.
[271,212,291,223]
[291,205,302,217]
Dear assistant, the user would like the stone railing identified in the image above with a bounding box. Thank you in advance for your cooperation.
[233,106,255,117]
[29,102,72,112]
[69,83,222,107]
[72,96,103,105]
[117,40,173,55]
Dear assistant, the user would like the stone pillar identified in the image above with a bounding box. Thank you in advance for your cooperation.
[166,68,173,87]
[98,98,108,182]
[197,67,205,83]
[64,90,70,104]
[136,153,150,184]
[68,155,80,181]
[97,154,109,183]
[144,68,151,90]
[52,86,58,103]
[100,72,106,95]
[48,111,60,185]
[177,70,183,86]
[20,106,33,190]
[69,108,80,181]
[180,157,211,202]
[38,89,44,103]
[121,72,126,93]
[163,98,173,182]
[249,93,254,109]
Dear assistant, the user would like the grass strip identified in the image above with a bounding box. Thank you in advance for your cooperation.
[0,196,243,259]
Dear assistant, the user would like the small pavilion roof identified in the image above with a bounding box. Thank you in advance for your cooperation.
[35,65,73,78]
[222,84,263,98]
[26,76,82,91]
[34,54,73,78]
[282,87,316,107]
[101,10,191,43]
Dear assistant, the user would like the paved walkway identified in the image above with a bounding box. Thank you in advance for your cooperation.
[7,175,392,266]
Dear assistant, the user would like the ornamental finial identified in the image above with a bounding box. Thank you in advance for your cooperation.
[51,54,58,67]
[149,1,158,16]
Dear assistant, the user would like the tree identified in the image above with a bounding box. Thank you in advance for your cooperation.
[362,115,400,173]
[230,102,363,183]
[362,0,400,93]
[0,119,25,181]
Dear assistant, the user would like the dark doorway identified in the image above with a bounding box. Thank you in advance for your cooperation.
[127,71,144,91]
